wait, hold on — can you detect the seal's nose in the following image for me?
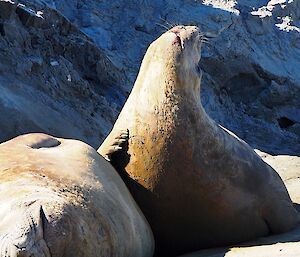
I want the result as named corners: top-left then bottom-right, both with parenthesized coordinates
top-left (170, 26), bottom-right (199, 40)
top-left (170, 26), bottom-right (185, 34)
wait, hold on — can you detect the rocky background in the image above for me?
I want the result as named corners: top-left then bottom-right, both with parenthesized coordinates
top-left (0, 0), bottom-right (299, 156)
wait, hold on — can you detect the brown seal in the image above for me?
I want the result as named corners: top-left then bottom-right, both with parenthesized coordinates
top-left (98, 25), bottom-right (299, 256)
top-left (0, 133), bottom-right (154, 257)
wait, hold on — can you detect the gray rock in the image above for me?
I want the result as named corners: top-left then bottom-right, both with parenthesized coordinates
top-left (0, 0), bottom-right (129, 148)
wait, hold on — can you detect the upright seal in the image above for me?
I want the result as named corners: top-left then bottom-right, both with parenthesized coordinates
top-left (99, 25), bottom-right (299, 256)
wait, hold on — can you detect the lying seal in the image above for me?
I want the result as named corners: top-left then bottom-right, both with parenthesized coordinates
top-left (98, 25), bottom-right (299, 256)
top-left (0, 133), bottom-right (154, 257)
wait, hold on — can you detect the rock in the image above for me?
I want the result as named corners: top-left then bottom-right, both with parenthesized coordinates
top-left (0, 133), bottom-right (154, 257)
top-left (0, 0), bottom-right (129, 148)
top-left (180, 151), bottom-right (300, 257)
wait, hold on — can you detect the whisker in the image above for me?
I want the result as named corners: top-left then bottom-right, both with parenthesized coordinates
top-left (159, 17), bottom-right (177, 31)
top-left (198, 31), bottom-right (206, 37)
top-left (159, 17), bottom-right (172, 27)
top-left (156, 23), bottom-right (169, 31)
top-left (201, 40), bottom-right (212, 46)
top-left (203, 34), bottom-right (217, 39)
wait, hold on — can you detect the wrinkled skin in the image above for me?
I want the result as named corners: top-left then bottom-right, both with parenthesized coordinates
top-left (98, 26), bottom-right (299, 256)
top-left (0, 133), bottom-right (154, 257)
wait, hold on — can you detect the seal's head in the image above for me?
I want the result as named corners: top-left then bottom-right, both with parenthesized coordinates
top-left (135, 26), bottom-right (203, 98)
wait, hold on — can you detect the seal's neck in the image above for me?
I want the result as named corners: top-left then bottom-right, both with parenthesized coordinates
top-left (132, 62), bottom-right (201, 106)
top-left (114, 63), bottom-right (209, 135)
top-left (170, 70), bottom-right (201, 103)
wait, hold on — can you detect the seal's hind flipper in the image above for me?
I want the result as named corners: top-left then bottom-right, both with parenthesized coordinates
top-left (0, 205), bottom-right (51, 257)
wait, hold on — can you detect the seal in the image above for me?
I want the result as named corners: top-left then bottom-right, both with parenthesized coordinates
top-left (0, 133), bottom-right (154, 257)
top-left (98, 25), bottom-right (299, 256)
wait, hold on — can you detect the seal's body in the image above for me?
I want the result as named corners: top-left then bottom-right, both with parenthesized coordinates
top-left (0, 133), bottom-right (154, 257)
top-left (99, 26), bottom-right (299, 256)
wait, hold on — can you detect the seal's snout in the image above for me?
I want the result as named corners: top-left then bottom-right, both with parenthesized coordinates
top-left (169, 25), bottom-right (201, 50)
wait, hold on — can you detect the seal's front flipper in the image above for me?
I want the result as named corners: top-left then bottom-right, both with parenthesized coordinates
top-left (0, 205), bottom-right (51, 257)
top-left (98, 129), bottom-right (129, 161)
